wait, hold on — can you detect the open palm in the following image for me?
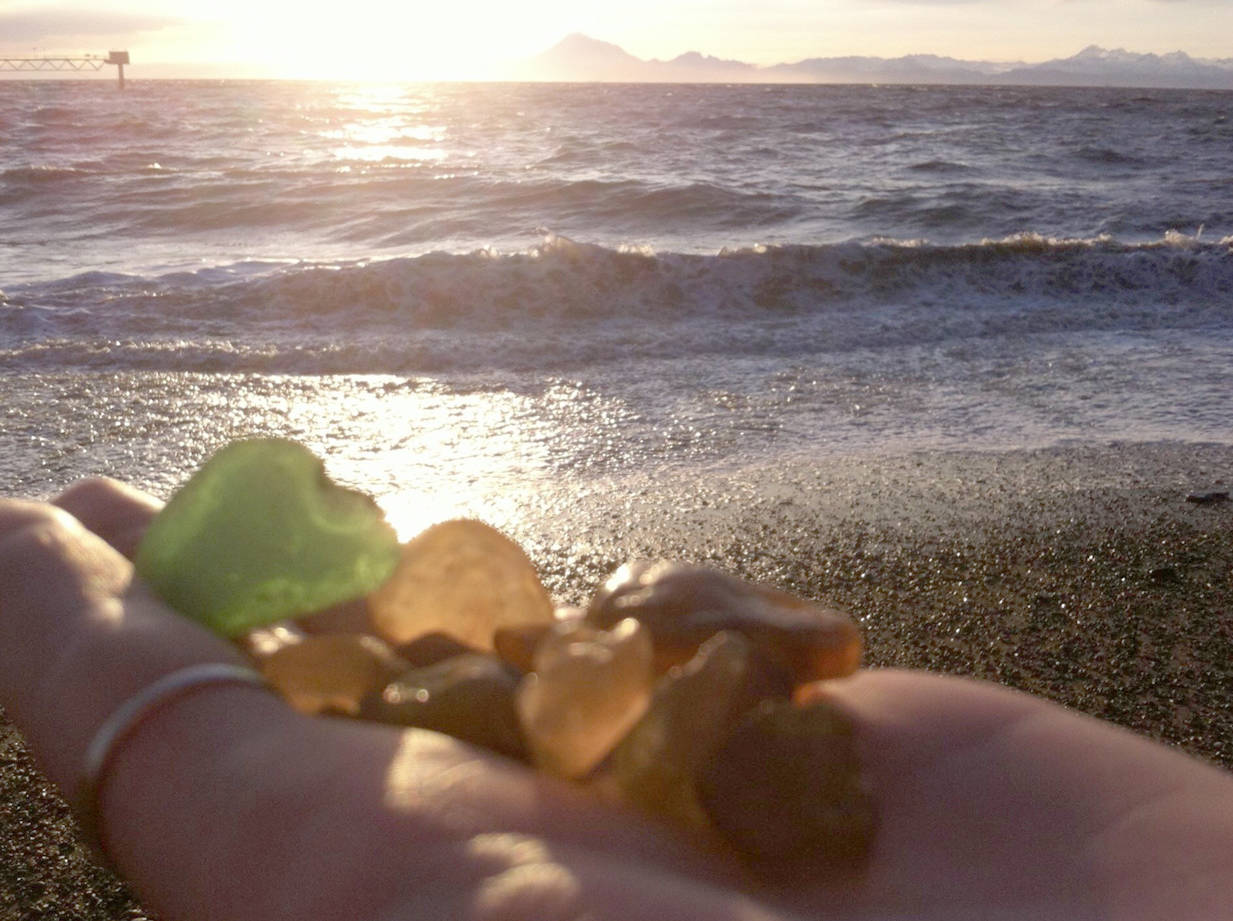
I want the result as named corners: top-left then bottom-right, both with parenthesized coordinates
top-left (1, 479), bottom-right (1230, 921)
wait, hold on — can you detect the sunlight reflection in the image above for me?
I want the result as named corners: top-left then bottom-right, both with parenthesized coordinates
top-left (331, 144), bottom-right (448, 163)
top-left (323, 121), bottom-right (445, 145)
top-left (318, 84), bottom-right (448, 164)
top-left (335, 84), bottom-right (411, 111)
top-left (382, 731), bottom-right (492, 812)
top-left (375, 484), bottom-right (531, 544)
top-left (276, 375), bottom-right (560, 542)
top-left (377, 489), bottom-right (472, 542)
top-left (325, 118), bottom-right (448, 162)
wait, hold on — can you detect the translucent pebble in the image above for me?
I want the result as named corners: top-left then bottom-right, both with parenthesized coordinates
top-left (587, 561), bottom-right (862, 682)
top-left (608, 631), bottom-right (794, 827)
top-left (258, 633), bottom-right (408, 716)
top-left (697, 698), bottom-right (876, 871)
top-left (493, 606), bottom-right (584, 673)
top-left (516, 618), bottom-right (655, 779)
top-left (135, 438), bottom-right (400, 637)
top-left (359, 654), bottom-right (526, 761)
top-left (296, 597), bottom-right (370, 635)
top-left (369, 519), bottom-right (554, 649)
top-left (394, 632), bottom-right (480, 668)
top-left (492, 623), bottom-right (550, 674)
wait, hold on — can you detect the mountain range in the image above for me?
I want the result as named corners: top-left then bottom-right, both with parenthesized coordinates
top-left (511, 34), bottom-right (1233, 89)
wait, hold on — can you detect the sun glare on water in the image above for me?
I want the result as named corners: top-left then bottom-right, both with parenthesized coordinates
top-left (277, 376), bottom-right (561, 543)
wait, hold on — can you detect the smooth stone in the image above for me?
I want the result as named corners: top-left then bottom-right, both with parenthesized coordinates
top-left (516, 617), bottom-right (655, 779)
top-left (493, 606), bottom-right (584, 673)
top-left (258, 633), bottom-right (409, 716)
top-left (493, 623), bottom-right (551, 674)
top-left (697, 697), bottom-right (875, 871)
top-left (394, 632), bottom-right (481, 668)
top-left (296, 597), bottom-right (370, 635)
top-left (1186, 490), bottom-right (1229, 505)
top-left (135, 438), bottom-right (400, 637)
top-left (359, 654), bottom-right (526, 761)
top-left (587, 561), bottom-right (862, 682)
top-left (608, 631), bottom-right (795, 828)
top-left (368, 519), bottom-right (554, 649)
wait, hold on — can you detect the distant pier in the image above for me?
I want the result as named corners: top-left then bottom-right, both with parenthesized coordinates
top-left (0, 50), bottom-right (130, 88)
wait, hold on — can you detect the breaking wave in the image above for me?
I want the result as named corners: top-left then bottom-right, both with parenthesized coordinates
top-left (4, 233), bottom-right (1231, 373)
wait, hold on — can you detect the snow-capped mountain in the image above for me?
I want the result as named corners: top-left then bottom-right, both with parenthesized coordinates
top-left (514, 35), bottom-right (1233, 88)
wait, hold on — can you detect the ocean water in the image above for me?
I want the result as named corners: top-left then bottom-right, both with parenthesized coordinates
top-left (2, 79), bottom-right (1232, 530)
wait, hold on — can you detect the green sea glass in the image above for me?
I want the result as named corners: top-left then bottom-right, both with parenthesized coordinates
top-left (135, 438), bottom-right (400, 636)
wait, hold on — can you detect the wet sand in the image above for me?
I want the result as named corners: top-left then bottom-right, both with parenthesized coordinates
top-left (2, 442), bottom-right (1231, 918)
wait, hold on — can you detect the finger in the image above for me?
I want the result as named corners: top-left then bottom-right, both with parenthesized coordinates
top-left (0, 502), bottom-right (250, 798)
top-left (53, 476), bottom-right (162, 559)
top-left (0, 497), bottom-right (78, 537)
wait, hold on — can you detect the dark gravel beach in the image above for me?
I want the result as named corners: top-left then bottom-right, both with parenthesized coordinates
top-left (2, 442), bottom-right (1231, 919)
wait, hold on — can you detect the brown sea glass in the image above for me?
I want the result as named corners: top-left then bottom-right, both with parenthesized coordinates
top-left (587, 561), bottom-right (862, 681)
top-left (607, 631), bottom-right (795, 828)
top-left (359, 654), bottom-right (527, 761)
top-left (369, 519), bottom-right (554, 649)
top-left (296, 597), bottom-right (370, 635)
top-left (493, 623), bottom-right (551, 674)
top-left (257, 633), bottom-right (409, 716)
top-left (394, 632), bottom-right (480, 668)
top-left (697, 697), bottom-right (876, 871)
top-left (493, 606), bottom-right (584, 673)
top-left (516, 617), bottom-right (655, 779)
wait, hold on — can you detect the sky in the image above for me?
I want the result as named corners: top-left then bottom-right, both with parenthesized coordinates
top-left (1, 0), bottom-right (1230, 80)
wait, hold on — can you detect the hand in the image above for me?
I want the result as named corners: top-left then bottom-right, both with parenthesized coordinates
top-left (1, 479), bottom-right (1231, 921)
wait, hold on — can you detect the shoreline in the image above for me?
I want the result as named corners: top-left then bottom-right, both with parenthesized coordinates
top-left (2, 441), bottom-right (1231, 916)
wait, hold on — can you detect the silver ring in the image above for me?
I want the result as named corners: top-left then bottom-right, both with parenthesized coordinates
top-left (75, 662), bottom-right (270, 864)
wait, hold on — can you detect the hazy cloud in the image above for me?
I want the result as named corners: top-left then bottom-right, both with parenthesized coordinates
top-left (0, 8), bottom-right (179, 42)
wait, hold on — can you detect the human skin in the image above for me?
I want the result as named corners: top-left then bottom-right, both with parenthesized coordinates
top-left (1, 479), bottom-right (1231, 921)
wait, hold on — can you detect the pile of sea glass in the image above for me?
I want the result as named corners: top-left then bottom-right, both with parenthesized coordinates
top-left (136, 439), bottom-right (875, 874)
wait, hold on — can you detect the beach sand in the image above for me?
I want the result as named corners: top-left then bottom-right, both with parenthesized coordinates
top-left (2, 442), bottom-right (1231, 918)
